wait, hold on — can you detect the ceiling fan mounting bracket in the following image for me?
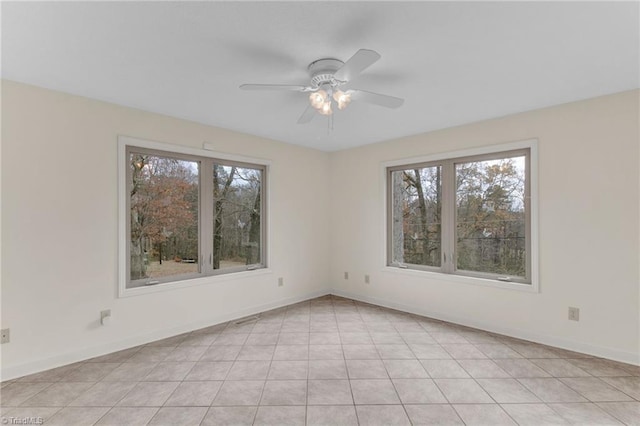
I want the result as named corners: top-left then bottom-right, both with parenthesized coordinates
top-left (308, 58), bottom-right (344, 88)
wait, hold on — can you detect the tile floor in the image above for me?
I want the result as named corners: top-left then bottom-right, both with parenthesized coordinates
top-left (1, 295), bottom-right (639, 425)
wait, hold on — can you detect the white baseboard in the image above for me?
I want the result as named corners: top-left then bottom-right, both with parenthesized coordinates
top-left (1, 289), bottom-right (329, 381)
top-left (330, 288), bottom-right (640, 367)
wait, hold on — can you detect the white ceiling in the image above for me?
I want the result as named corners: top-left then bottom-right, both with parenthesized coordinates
top-left (3, 1), bottom-right (638, 151)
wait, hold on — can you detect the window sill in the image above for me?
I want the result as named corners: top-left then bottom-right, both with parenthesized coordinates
top-left (381, 266), bottom-right (539, 293)
top-left (119, 268), bottom-right (273, 298)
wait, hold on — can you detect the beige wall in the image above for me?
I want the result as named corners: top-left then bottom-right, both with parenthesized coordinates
top-left (329, 90), bottom-right (640, 364)
top-left (1, 81), bottom-right (639, 379)
top-left (1, 81), bottom-right (331, 378)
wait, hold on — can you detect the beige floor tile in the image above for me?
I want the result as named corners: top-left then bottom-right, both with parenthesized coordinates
top-left (45, 406), bottom-right (110, 426)
top-left (342, 344), bottom-right (380, 359)
top-left (147, 406), bottom-right (207, 425)
top-left (494, 359), bottom-right (552, 378)
top-left (144, 362), bottom-right (195, 381)
top-left (259, 380), bottom-right (307, 405)
top-left (410, 344), bottom-right (452, 359)
top-left (307, 405), bottom-right (358, 425)
top-left (309, 344), bottom-right (344, 360)
top-left (346, 359), bottom-right (388, 378)
top-left (253, 405), bottom-right (306, 426)
top-left (453, 404), bottom-right (516, 426)
top-left (420, 360), bottom-right (470, 378)
top-left (212, 381), bottom-right (264, 406)
top-left (273, 344), bottom-right (309, 360)
top-left (549, 402), bottom-right (623, 425)
top-left (0, 382), bottom-right (53, 406)
top-left (458, 359), bottom-right (511, 378)
top-left (434, 379), bottom-right (493, 403)
top-left (61, 363), bottom-right (121, 382)
top-left (102, 362), bottom-right (158, 381)
top-left (268, 360), bottom-right (309, 379)
top-left (307, 379), bottom-right (353, 405)
top-left (184, 361), bottom-right (232, 381)
top-left (441, 344), bottom-right (488, 359)
top-left (200, 345), bottom-right (242, 361)
top-left (404, 404), bottom-right (464, 425)
top-left (236, 345), bottom-right (275, 361)
top-left (597, 402), bottom-right (640, 425)
top-left (393, 378), bottom-right (447, 403)
top-left (22, 382), bottom-right (94, 406)
top-left (164, 381), bottom-right (222, 406)
top-left (355, 405), bottom-right (411, 426)
top-left (116, 382), bottom-right (180, 407)
top-left (560, 377), bottom-right (634, 402)
top-left (339, 332), bottom-right (373, 344)
top-left (69, 381), bottom-right (136, 406)
top-left (0, 406), bottom-right (62, 424)
top-left (500, 403), bottom-right (568, 425)
top-left (308, 359), bottom-right (347, 379)
top-left (383, 359), bottom-right (429, 378)
top-left (376, 344), bottom-right (415, 359)
top-left (245, 333), bottom-right (279, 345)
top-left (310, 332), bottom-right (341, 345)
top-left (350, 379), bottom-right (400, 404)
top-left (518, 378), bottom-right (588, 402)
top-left (476, 378), bottom-right (541, 403)
top-left (163, 345), bottom-right (208, 362)
top-left (531, 359), bottom-right (592, 377)
top-left (201, 406), bottom-right (256, 426)
top-left (602, 376), bottom-right (640, 400)
top-left (226, 360), bottom-right (270, 380)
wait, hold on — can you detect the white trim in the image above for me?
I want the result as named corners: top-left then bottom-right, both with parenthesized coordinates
top-left (380, 267), bottom-right (538, 293)
top-left (119, 136), bottom-right (272, 166)
top-left (1, 289), bottom-right (329, 381)
top-left (121, 268), bottom-right (274, 298)
top-left (380, 138), bottom-right (540, 293)
top-left (117, 135), bottom-right (272, 298)
top-left (331, 288), bottom-right (640, 366)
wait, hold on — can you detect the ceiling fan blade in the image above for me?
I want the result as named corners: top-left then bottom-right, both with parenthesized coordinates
top-left (333, 49), bottom-right (381, 82)
top-left (350, 89), bottom-right (404, 108)
top-left (240, 84), bottom-right (311, 92)
top-left (297, 104), bottom-right (316, 124)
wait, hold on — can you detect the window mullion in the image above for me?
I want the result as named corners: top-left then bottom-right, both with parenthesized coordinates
top-left (441, 160), bottom-right (456, 274)
top-left (200, 159), bottom-right (214, 275)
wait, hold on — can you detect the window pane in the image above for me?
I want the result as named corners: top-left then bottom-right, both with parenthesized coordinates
top-left (213, 165), bottom-right (262, 270)
top-left (390, 166), bottom-right (442, 267)
top-left (455, 155), bottom-right (526, 277)
top-left (129, 153), bottom-right (199, 284)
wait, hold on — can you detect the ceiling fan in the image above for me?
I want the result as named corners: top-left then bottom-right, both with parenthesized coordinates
top-left (240, 49), bottom-right (404, 124)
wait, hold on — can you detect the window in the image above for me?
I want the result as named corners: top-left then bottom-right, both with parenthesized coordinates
top-left (121, 139), bottom-right (267, 292)
top-left (387, 143), bottom-right (534, 286)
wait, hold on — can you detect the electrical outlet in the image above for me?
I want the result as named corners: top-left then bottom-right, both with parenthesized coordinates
top-left (278, 277), bottom-right (284, 287)
top-left (1, 328), bottom-right (10, 344)
top-left (364, 274), bottom-right (370, 284)
top-left (568, 307), bottom-right (580, 321)
top-left (344, 272), bottom-right (349, 280)
top-left (100, 310), bottom-right (112, 326)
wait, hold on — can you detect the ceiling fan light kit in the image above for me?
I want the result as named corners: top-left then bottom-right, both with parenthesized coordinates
top-left (240, 49), bottom-right (404, 124)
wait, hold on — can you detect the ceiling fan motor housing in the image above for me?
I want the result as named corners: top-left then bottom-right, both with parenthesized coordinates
top-left (308, 58), bottom-right (345, 88)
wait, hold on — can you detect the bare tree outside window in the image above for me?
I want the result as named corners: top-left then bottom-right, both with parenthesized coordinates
top-left (388, 147), bottom-right (531, 285)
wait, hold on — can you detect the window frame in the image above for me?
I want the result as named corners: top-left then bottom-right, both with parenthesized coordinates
top-left (384, 139), bottom-right (538, 292)
top-left (118, 136), bottom-right (270, 298)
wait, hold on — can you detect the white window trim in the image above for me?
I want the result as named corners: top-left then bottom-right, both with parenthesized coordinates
top-left (118, 135), bottom-right (272, 298)
top-left (381, 139), bottom-right (539, 293)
